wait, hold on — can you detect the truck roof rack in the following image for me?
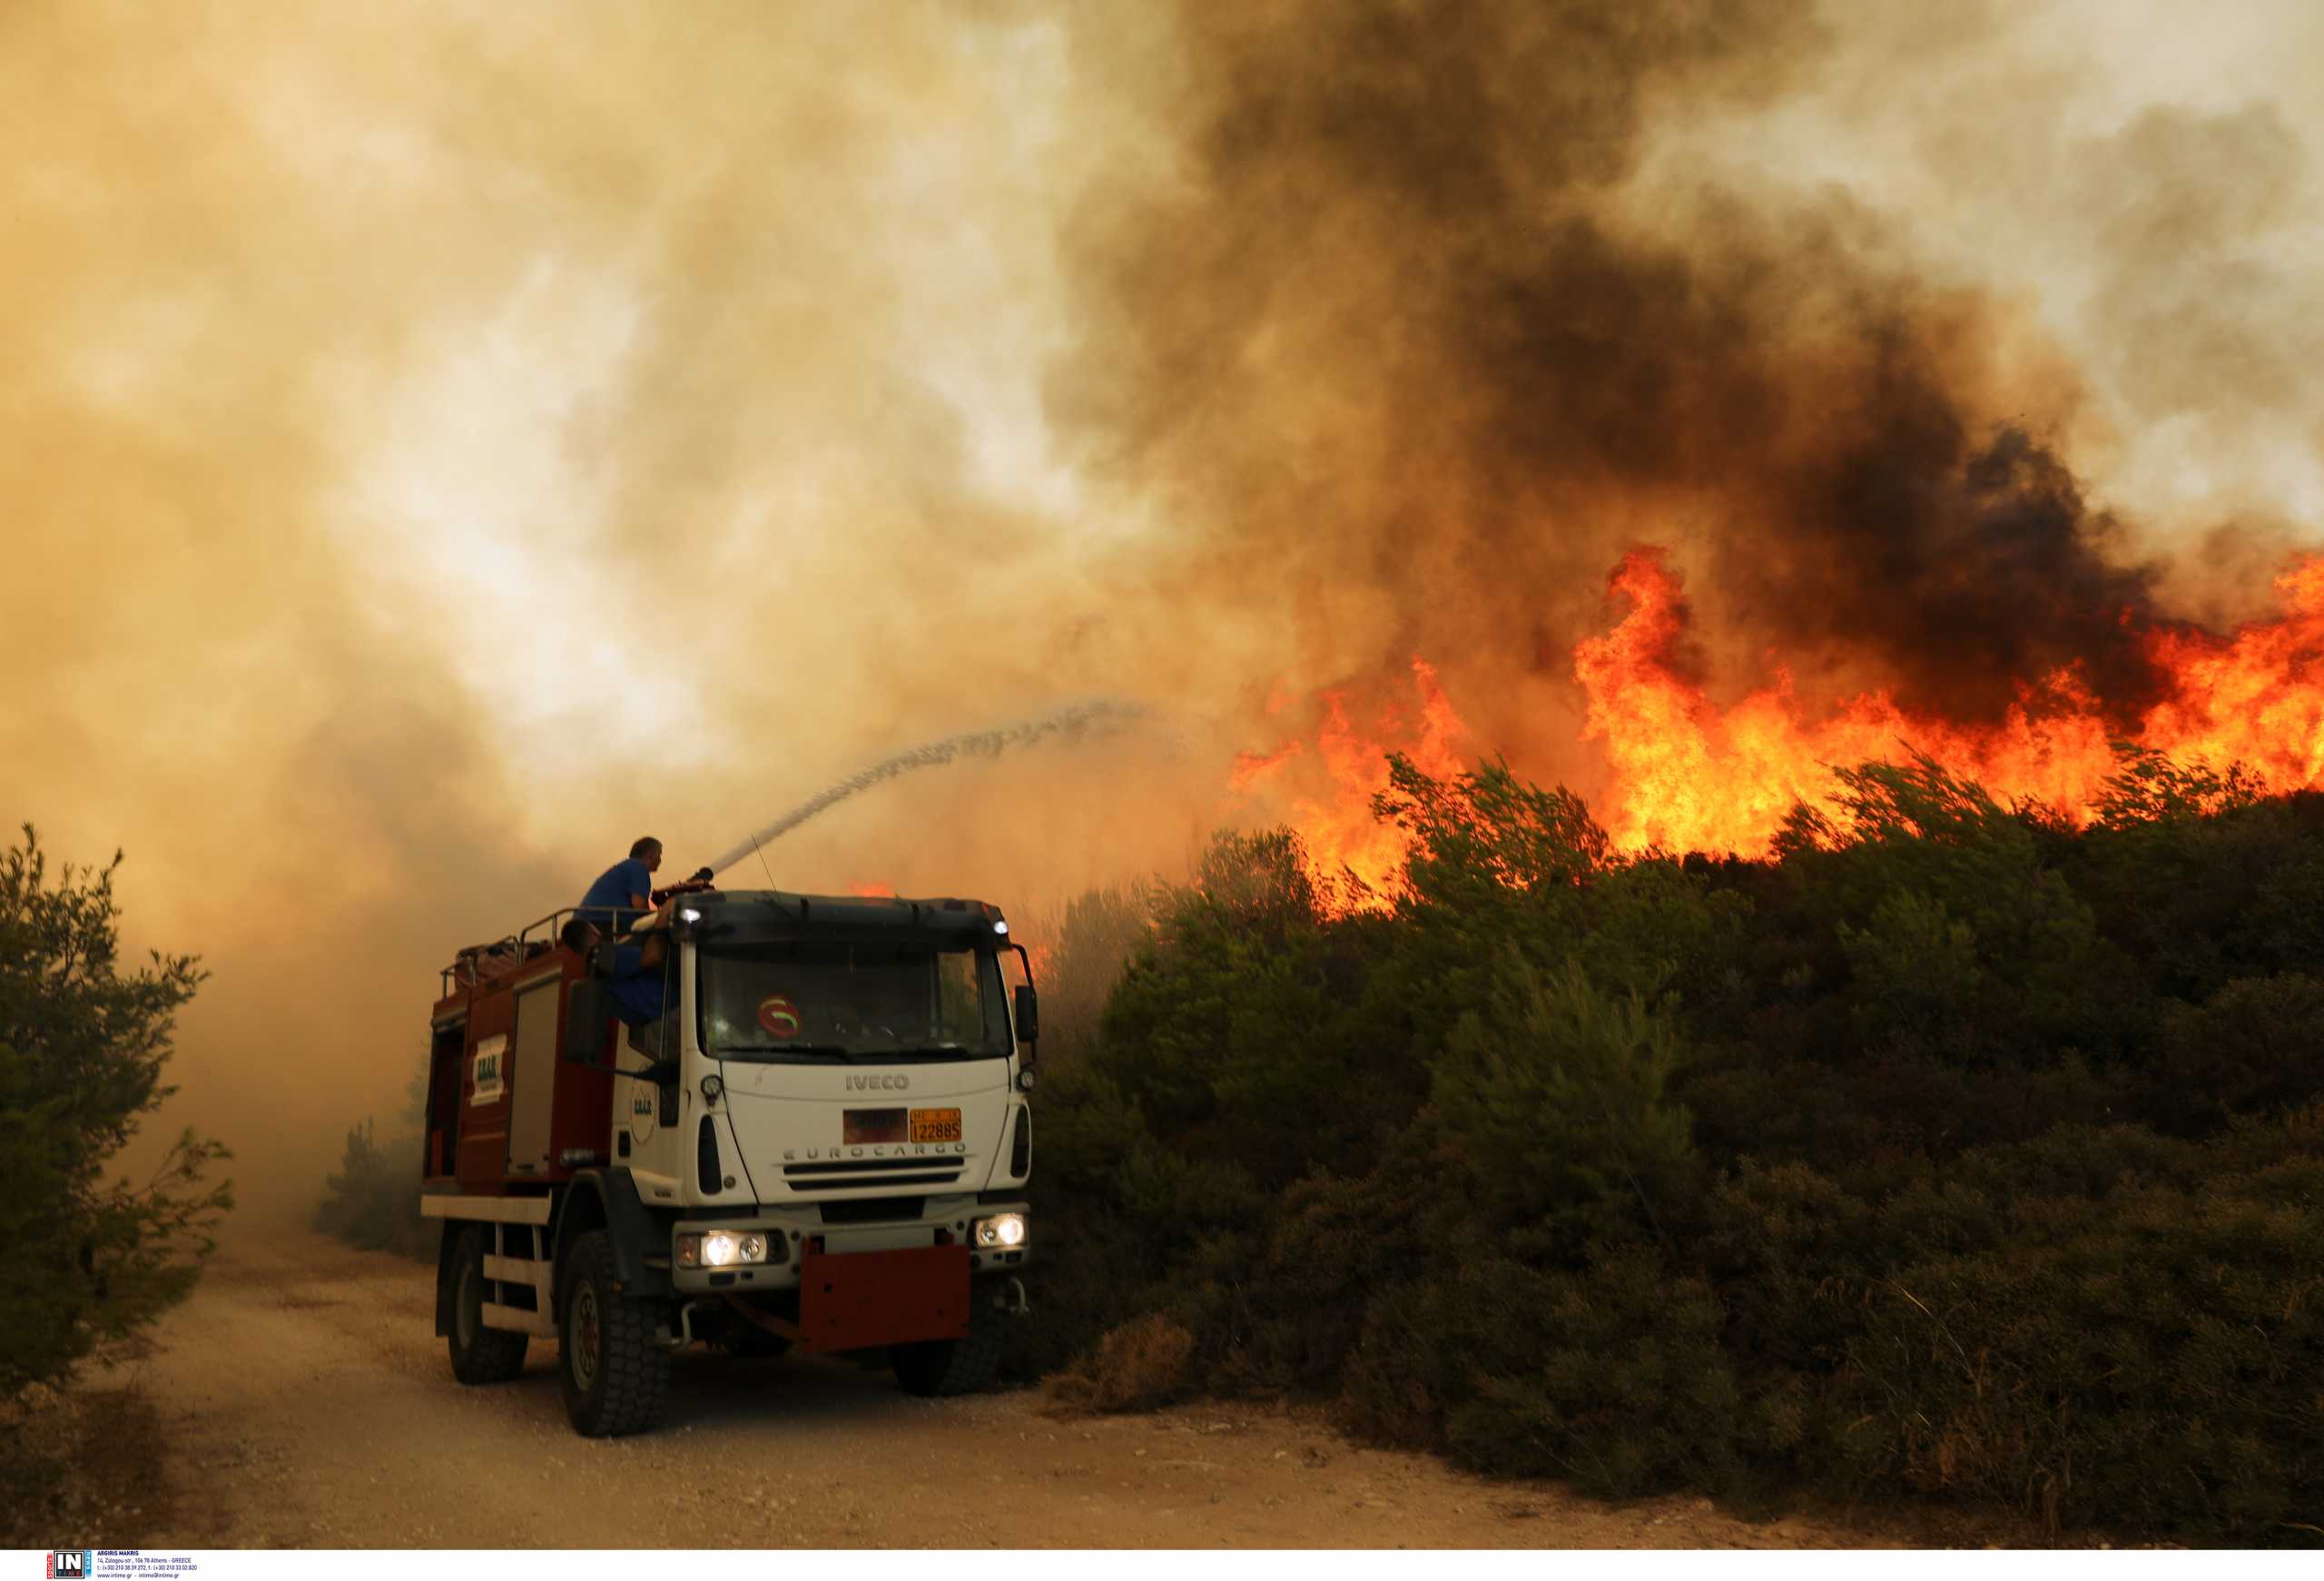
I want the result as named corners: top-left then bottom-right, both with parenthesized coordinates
top-left (437, 904), bottom-right (638, 999)
top-left (437, 892), bottom-right (1012, 1000)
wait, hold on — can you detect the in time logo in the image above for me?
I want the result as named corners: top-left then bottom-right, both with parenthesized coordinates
top-left (46, 1554), bottom-right (92, 1580)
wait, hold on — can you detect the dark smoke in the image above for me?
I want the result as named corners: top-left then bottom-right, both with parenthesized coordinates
top-left (1058, 0), bottom-right (2183, 727)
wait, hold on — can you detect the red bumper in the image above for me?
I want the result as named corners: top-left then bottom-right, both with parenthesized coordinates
top-left (795, 1244), bottom-right (972, 1353)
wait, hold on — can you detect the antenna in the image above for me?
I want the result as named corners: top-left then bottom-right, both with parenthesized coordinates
top-left (748, 829), bottom-right (778, 892)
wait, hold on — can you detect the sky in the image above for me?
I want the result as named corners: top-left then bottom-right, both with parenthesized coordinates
top-left (4, 0), bottom-right (2319, 1217)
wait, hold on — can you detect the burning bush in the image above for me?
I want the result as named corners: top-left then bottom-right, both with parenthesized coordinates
top-left (1019, 881), bottom-right (1160, 1073)
top-left (1027, 750), bottom-right (2324, 1544)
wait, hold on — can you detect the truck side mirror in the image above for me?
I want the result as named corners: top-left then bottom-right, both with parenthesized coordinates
top-left (1012, 983), bottom-right (1039, 1048)
top-left (565, 979), bottom-right (611, 1067)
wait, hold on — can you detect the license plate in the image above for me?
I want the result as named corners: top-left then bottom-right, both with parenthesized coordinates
top-left (911, 1107), bottom-right (962, 1143)
top-left (843, 1108), bottom-right (906, 1144)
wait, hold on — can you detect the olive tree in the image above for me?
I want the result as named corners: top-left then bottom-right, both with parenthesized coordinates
top-left (0, 825), bottom-right (231, 1401)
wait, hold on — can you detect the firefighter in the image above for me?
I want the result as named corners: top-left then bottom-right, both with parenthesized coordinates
top-left (579, 836), bottom-right (711, 933)
top-left (578, 837), bottom-right (660, 932)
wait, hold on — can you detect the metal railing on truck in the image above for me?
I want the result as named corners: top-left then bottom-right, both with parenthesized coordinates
top-left (438, 904), bottom-right (651, 997)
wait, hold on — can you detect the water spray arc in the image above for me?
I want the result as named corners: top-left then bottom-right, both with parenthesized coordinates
top-left (704, 699), bottom-right (1145, 877)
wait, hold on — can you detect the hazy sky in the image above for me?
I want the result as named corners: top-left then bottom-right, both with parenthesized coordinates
top-left (5, 0), bottom-right (2319, 1214)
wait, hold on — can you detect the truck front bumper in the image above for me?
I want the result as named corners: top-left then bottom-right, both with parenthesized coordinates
top-left (666, 1197), bottom-right (1029, 1296)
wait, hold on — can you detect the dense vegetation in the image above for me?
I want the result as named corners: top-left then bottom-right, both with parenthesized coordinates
top-left (312, 1068), bottom-right (432, 1260)
top-left (0, 826), bottom-right (231, 1405)
top-left (1019, 751), bottom-right (2324, 1545)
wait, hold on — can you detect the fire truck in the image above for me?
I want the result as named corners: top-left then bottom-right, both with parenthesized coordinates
top-left (419, 887), bottom-right (1036, 1437)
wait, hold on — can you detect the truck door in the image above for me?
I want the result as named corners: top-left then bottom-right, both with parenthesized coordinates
top-left (423, 1014), bottom-right (465, 1179)
top-left (507, 974), bottom-right (564, 1175)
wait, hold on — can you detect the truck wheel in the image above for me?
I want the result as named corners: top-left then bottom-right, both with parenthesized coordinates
top-left (891, 1277), bottom-right (1007, 1398)
top-left (559, 1229), bottom-right (670, 1437)
top-left (448, 1226), bottom-right (529, 1384)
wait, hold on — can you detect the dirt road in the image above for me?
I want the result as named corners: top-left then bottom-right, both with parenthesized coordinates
top-left (88, 1230), bottom-right (1902, 1549)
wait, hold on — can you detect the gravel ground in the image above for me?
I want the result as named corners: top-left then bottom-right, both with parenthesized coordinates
top-left (64, 1228), bottom-right (1949, 1550)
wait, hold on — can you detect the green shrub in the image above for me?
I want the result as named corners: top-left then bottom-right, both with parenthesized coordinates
top-left (311, 1119), bottom-right (432, 1260)
top-left (313, 1054), bottom-right (432, 1260)
top-left (0, 826), bottom-right (230, 1406)
top-left (2143, 975), bottom-right (2324, 1137)
top-left (1431, 960), bottom-right (1694, 1256)
top-left (1437, 1248), bottom-right (1746, 1497)
top-left (1840, 1131), bottom-right (2324, 1538)
top-left (1089, 830), bottom-right (1419, 1182)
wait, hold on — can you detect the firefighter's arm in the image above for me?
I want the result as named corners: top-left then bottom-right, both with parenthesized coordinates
top-left (633, 898), bottom-right (675, 968)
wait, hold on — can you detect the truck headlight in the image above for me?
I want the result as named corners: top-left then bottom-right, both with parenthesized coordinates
top-left (676, 1230), bottom-right (774, 1269)
top-left (970, 1212), bottom-right (1027, 1250)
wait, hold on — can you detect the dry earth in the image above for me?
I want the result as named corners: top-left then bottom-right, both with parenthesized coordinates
top-left (40, 1230), bottom-right (1966, 1550)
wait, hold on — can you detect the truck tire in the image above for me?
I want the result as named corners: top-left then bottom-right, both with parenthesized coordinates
top-left (890, 1276), bottom-right (1007, 1398)
top-left (558, 1229), bottom-right (670, 1437)
top-left (448, 1226), bottom-right (529, 1384)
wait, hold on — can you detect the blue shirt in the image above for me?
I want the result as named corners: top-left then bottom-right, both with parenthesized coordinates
top-left (580, 857), bottom-right (654, 932)
top-left (608, 943), bottom-right (666, 1027)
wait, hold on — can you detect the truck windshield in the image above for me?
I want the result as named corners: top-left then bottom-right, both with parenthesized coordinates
top-left (698, 941), bottom-right (1010, 1062)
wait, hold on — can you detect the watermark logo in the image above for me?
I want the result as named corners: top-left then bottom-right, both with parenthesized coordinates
top-left (46, 1554), bottom-right (92, 1579)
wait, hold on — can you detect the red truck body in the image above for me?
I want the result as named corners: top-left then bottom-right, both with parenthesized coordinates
top-left (426, 948), bottom-right (617, 1194)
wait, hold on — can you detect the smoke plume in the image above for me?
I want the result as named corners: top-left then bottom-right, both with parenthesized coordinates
top-left (1049, 0), bottom-right (2315, 737)
top-left (5, 0), bottom-right (2320, 1215)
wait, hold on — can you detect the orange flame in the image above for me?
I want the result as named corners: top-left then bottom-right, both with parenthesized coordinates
top-left (1576, 548), bottom-right (2324, 855)
top-left (846, 881), bottom-right (897, 898)
top-left (1224, 553), bottom-right (2324, 889)
top-left (1234, 657), bottom-right (1468, 901)
top-left (2136, 559), bottom-right (2324, 789)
